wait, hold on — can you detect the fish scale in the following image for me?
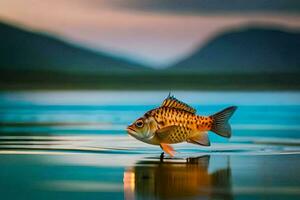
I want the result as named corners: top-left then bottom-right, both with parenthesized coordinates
top-left (148, 107), bottom-right (212, 143)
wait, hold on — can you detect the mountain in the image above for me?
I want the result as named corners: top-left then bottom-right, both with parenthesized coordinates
top-left (0, 21), bottom-right (147, 73)
top-left (172, 26), bottom-right (300, 72)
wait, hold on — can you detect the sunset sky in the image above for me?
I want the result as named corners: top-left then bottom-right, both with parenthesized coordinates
top-left (0, 0), bottom-right (299, 68)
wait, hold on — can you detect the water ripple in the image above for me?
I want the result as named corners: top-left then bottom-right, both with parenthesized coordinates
top-left (0, 135), bottom-right (299, 156)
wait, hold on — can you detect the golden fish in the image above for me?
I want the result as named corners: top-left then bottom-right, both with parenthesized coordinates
top-left (127, 95), bottom-right (237, 156)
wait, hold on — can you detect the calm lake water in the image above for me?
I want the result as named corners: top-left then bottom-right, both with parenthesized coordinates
top-left (0, 91), bottom-right (300, 200)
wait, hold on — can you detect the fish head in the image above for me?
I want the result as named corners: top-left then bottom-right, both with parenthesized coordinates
top-left (127, 116), bottom-right (157, 142)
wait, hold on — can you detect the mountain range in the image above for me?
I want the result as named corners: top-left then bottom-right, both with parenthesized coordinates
top-left (172, 26), bottom-right (300, 72)
top-left (0, 22), bottom-right (146, 73)
top-left (0, 21), bottom-right (299, 74)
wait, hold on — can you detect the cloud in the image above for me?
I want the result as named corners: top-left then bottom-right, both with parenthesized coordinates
top-left (103, 0), bottom-right (300, 14)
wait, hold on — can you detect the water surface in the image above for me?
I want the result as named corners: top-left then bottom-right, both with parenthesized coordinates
top-left (0, 91), bottom-right (300, 200)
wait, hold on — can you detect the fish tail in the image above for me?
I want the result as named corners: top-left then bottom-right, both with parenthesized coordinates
top-left (210, 106), bottom-right (237, 138)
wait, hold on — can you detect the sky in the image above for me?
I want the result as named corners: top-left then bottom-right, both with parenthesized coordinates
top-left (0, 0), bottom-right (299, 68)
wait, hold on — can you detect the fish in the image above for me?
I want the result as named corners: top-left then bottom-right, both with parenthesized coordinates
top-left (127, 94), bottom-right (237, 157)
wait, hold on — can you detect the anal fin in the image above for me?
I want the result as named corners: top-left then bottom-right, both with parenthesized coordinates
top-left (187, 132), bottom-right (210, 146)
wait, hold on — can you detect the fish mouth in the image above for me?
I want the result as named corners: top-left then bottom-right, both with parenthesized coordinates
top-left (126, 127), bottom-right (136, 135)
top-left (127, 126), bottom-right (143, 141)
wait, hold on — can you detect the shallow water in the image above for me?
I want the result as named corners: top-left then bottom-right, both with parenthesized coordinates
top-left (0, 91), bottom-right (300, 200)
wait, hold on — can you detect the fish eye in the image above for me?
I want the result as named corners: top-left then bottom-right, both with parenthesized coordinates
top-left (135, 120), bottom-right (144, 128)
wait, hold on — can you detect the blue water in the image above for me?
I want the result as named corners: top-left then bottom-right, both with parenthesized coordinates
top-left (0, 91), bottom-right (300, 200)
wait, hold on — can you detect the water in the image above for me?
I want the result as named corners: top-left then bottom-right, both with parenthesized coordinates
top-left (0, 91), bottom-right (300, 200)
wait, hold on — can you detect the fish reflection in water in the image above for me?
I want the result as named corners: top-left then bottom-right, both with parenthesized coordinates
top-left (124, 156), bottom-right (232, 200)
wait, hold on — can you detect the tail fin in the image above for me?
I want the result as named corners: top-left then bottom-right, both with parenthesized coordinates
top-left (210, 106), bottom-right (237, 138)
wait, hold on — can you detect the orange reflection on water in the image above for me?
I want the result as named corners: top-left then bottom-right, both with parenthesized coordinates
top-left (123, 156), bottom-right (232, 200)
top-left (124, 169), bottom-right (136, 200)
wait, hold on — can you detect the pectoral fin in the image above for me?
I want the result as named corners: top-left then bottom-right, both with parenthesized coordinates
top-left (156, 125), bottom-right (178, 139)
top-left (187, 132), bottom-right (210, 146)
top-left (160, 143), bottom-right (175, 157)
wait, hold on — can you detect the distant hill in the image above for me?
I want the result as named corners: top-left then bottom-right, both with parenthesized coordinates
top-left (172, 26), bottom-right (300, 72)
top-left (0, 22), bottom-right (299, 90)
top-left (0, 21), bottom-right (147, 73)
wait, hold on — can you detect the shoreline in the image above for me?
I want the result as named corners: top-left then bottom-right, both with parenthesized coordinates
top-left (1, 70), bottom-right (300, 91)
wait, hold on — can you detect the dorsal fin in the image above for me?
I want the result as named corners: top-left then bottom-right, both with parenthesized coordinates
top-left (161, 94), bottom-right (196, 113)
